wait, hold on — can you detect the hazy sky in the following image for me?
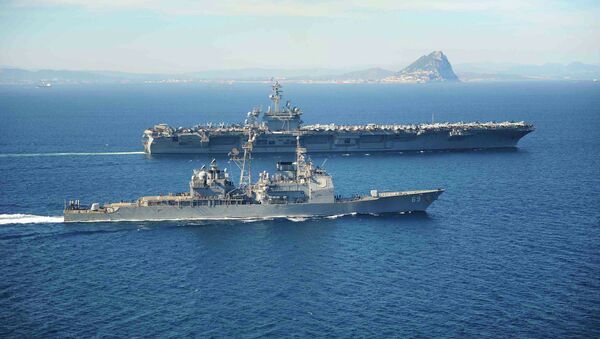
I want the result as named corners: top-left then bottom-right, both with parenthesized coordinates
top-left (1, 0), bottom-right (599, 73)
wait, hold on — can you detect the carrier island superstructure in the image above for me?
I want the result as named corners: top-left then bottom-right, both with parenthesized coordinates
top-left (143, 82), bottom-right (534, 154)
top-left (65, 132), bottom-right (443, 222)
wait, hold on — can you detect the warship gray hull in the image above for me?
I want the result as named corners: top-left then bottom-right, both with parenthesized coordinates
top-left (144, 123), bottom-right (532, 154)
top-left (143, 82), bottom-right (533, 155)
top-left (67, 129), bottom-right (444, 223)
top-left (64, 189), bottom-right (443, 223)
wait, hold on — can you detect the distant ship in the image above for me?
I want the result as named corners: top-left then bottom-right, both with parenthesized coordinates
top-left (65, 133), bottom-right (443, 222)
top-left (37, 81), bottom-right (52, 88)
top-left (143, 81), bottom-right (534, 154)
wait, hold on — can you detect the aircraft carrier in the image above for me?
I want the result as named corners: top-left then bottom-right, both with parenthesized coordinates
top-left (143, 82), bottom-right (534, 154)
top-left (65, 134), bottom-right (443, 222)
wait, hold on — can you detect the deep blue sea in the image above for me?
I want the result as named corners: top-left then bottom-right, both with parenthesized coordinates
top-left (1, 82), bottom-right (599, 337)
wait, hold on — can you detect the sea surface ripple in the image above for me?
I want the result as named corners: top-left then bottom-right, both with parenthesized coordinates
top-left (0, 82), bottom-right (599, 337)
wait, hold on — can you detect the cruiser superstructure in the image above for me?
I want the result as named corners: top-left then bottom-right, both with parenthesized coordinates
top-left (143, 81), bottom-right (534, 154)
top-left (65, 133), bottom-right (444, 222)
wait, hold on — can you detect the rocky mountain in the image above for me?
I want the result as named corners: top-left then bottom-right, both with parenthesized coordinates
top-left (384, 51), bottom-right (459, 83)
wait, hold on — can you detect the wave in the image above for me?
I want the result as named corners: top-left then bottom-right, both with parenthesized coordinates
top-left (326, 212), bottom-right (357, 219)
top-left (287, 217), bottom-right (308, 222)
top-left (240, 217), bottom-right (275, 223)
top-left (0, 214), bottom-right (64, 225)
top-left (0, 151), bottom-right (144, 158)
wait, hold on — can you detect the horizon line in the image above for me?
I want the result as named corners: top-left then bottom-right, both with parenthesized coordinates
top-left (2, 60), bottom-right (600, 75)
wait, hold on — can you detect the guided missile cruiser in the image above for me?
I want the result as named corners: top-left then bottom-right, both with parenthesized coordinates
top-left (142, 81), bottom-right (534, 154)
top-left (65, 132), bottom-right (444, 223)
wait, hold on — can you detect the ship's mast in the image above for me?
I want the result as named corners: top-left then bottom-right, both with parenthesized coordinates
top-left (229, 128), bottom-right (256, 194)
top-left (269, 81), bottom-right (282, 114)
top-left (295, 132), bottom-right (308, 179)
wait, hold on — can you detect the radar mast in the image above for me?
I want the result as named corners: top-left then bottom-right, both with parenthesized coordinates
top-left (229, 128), bottom-right (256, 195)
top-left (295, 132), bottom-right (309, 180)
top-left (269, 80), bottom-right (282, 114)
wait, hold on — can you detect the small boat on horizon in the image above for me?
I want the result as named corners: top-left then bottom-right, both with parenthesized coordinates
top-left (37, 81), bottom-right (52, 88)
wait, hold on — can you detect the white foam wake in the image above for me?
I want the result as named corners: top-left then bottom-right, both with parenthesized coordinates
top-left (326, 212), bottom-right (357, 219)
top-left (0, 151), bottom-right (144, 158)
top-left (287, 217), bottom-right (308, 222)
top-left (0, 214), bottom-right (64, 225)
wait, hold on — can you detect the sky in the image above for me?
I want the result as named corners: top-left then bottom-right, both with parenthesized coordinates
top-left (0, 0), bottom-right (599, 73)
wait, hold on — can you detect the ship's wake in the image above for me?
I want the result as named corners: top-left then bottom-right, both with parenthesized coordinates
top-left (286, 213), bottom-right (358, 222)
top-left (0, 211), bottom-right (396, 226)
top-left (0, 151), bottom-right (144, 158)
top-left (326, 212), bottom-right (357, 219)
top-left (0, 214), bottom-right (64, 225)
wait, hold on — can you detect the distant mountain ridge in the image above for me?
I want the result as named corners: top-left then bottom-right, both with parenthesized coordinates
top-left (0, 67), bottom-right (344, 83)
top-left (454, 61), bottom-right (600, 81)
top-left (335, 68), bottom-right (395, 81)
top-left (2, 51), bottom-right (598, 84)
top-left (0, 68), bottom-right (166, 83)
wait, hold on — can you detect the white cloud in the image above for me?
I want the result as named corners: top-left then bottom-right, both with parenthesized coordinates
top-left (10, 0), bottom-right (539, 17)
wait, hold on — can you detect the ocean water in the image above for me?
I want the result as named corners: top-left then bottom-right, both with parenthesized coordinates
top-left (0, 82), bottom-right (599, 337)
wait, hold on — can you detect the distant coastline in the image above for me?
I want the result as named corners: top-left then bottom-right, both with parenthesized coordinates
top-left (1, 74), bottom-right (598, 86)
top-left (2, 55), bottom-right (599, 85)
